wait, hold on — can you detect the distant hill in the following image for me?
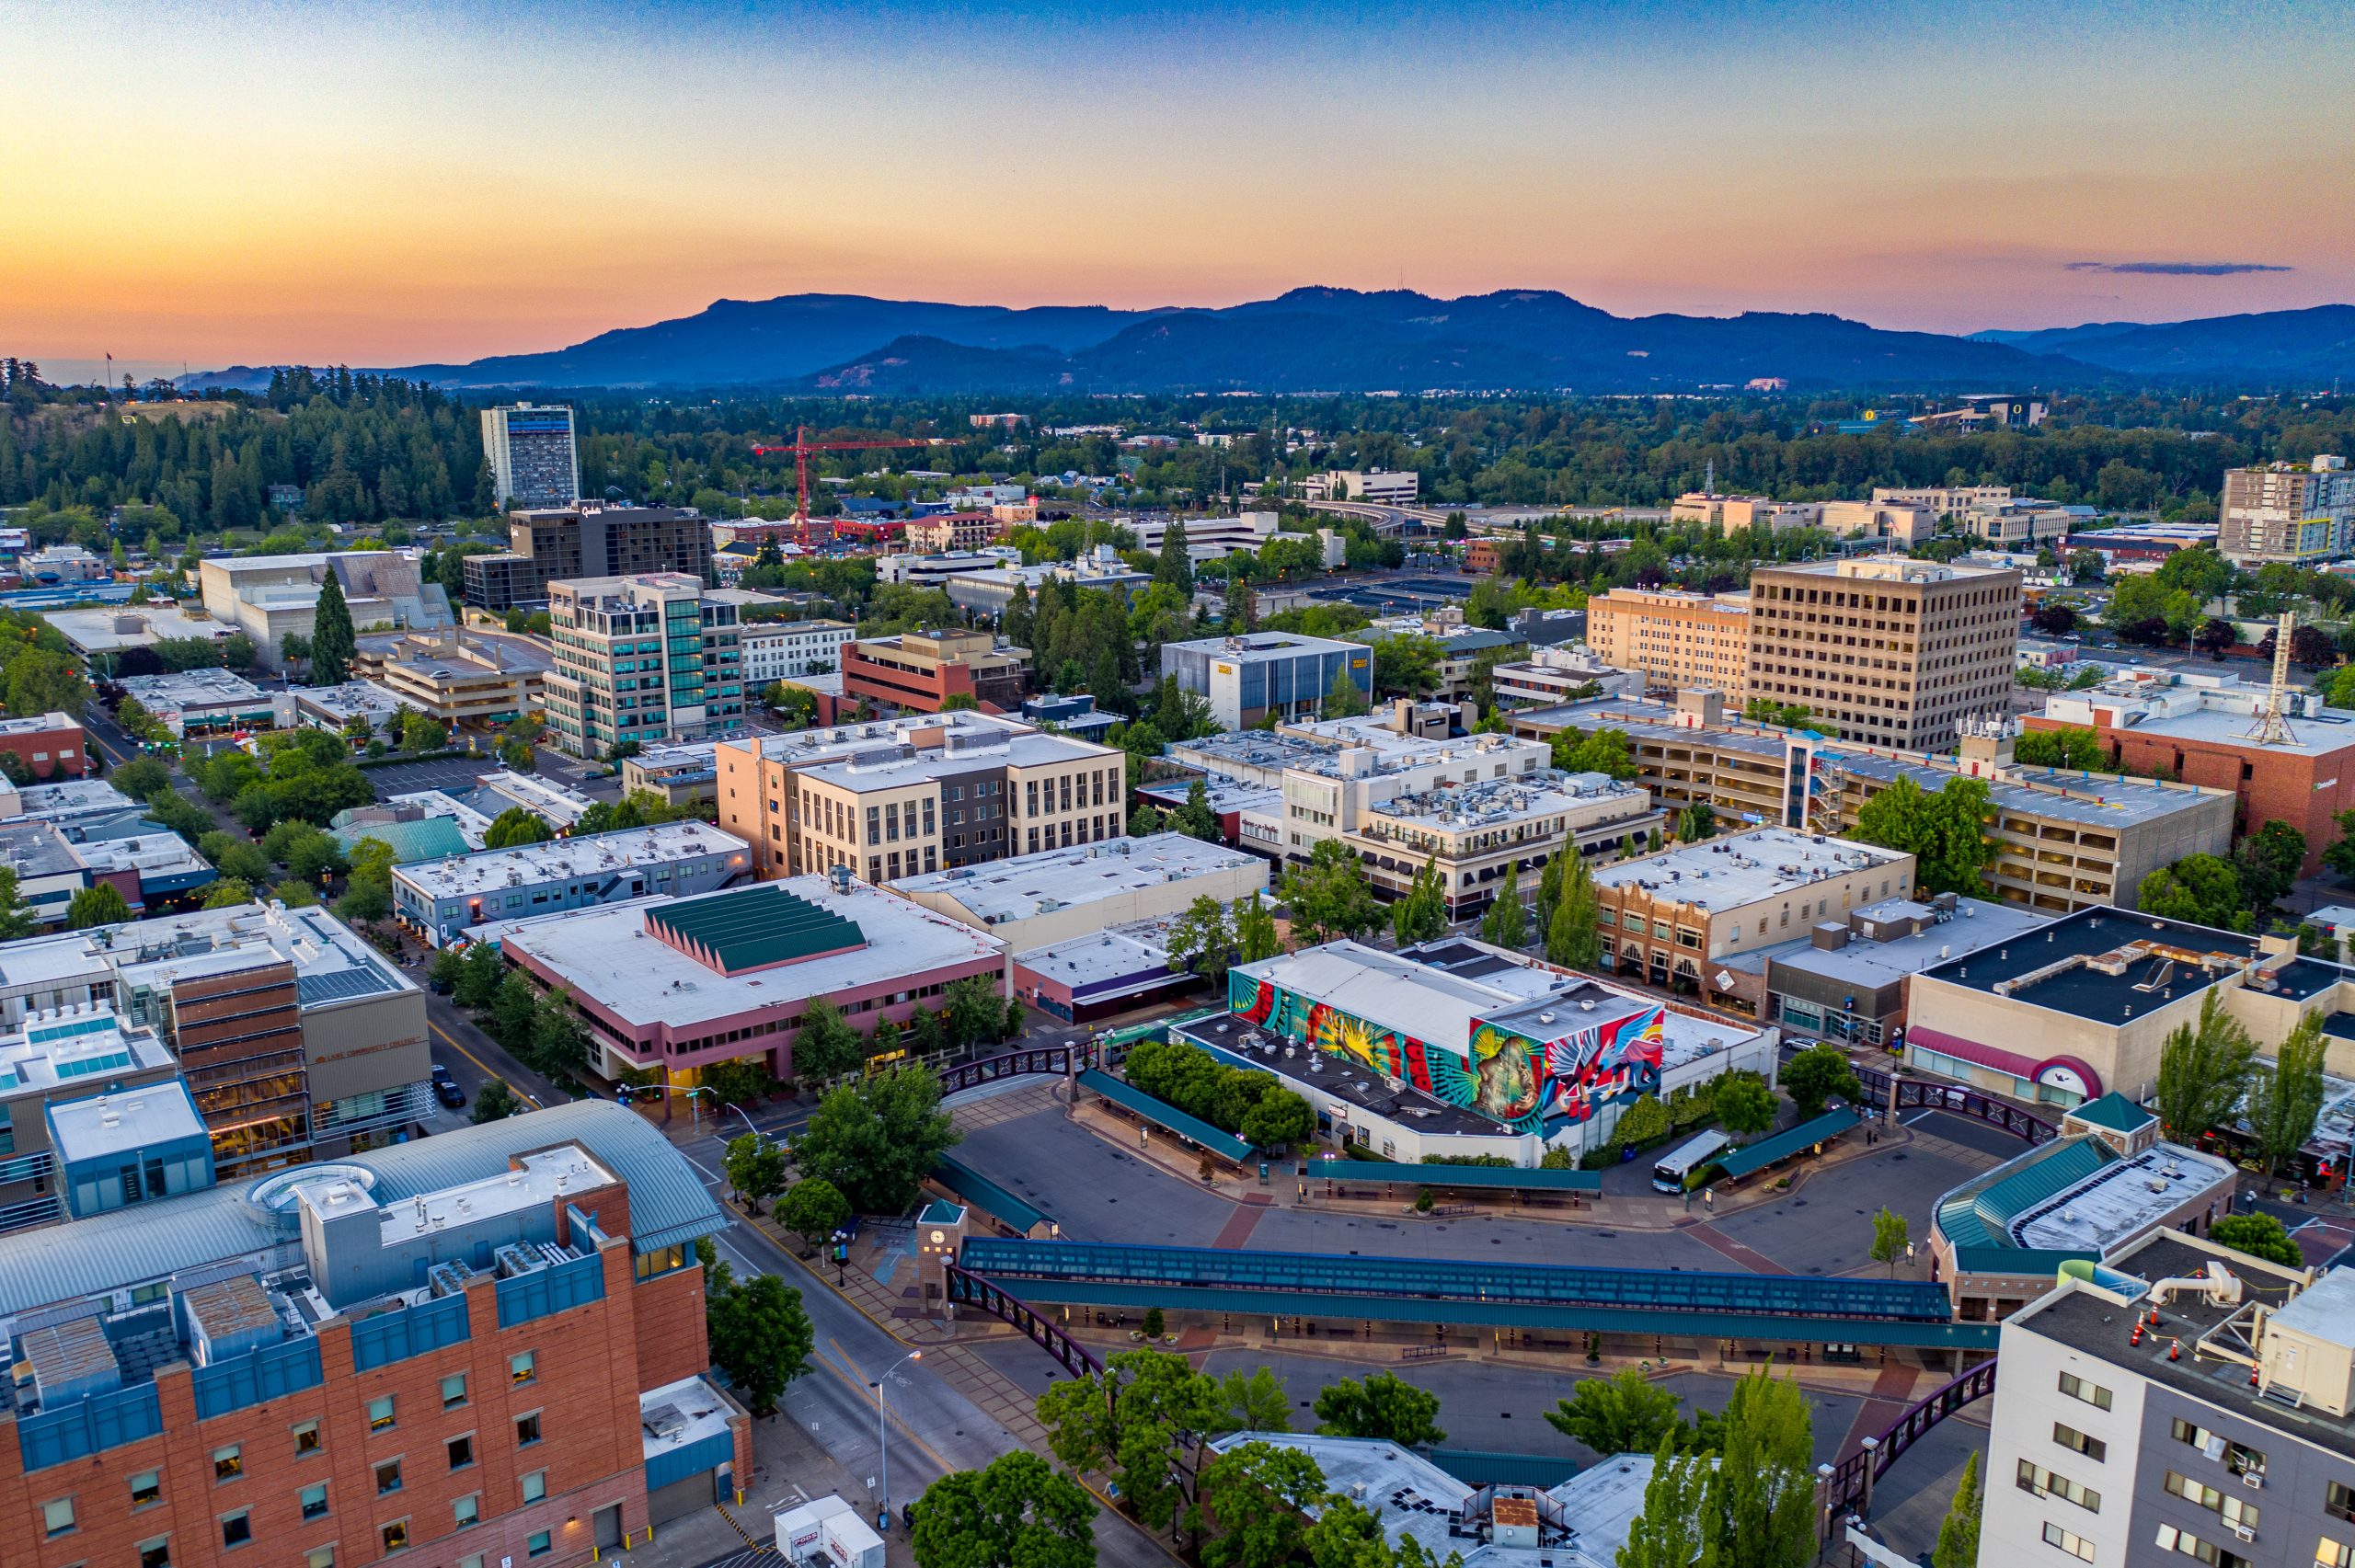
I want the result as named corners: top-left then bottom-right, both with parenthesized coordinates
top-left (174, 289), bottom-right (2355, 395)
top-left (1970, 305), bottom-right (2355, 379)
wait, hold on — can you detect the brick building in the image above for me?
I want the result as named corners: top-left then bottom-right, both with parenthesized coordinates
top-left (1585, 588), bottom-right (1752, 702)
top-left (0, 1101), bottom-right (739, 1568)
top-left (841, 629), bottom-right (1027, 715)
top-left (0, 714), bottom-right (87, 780)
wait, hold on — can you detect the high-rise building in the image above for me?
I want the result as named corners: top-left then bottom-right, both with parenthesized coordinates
top-left (462, 505), bottom-right (714, 613)
top-left (1585, 588), bottom-right (1752, 702)
top-left (543, 575), bottom-right (744, 760)
top-left (2218, 455), bottom-right (2353, 565)
top-left (1744, 555), bottom-right (2021, 751)
top-left (479, 402), bottom-right (580, 510)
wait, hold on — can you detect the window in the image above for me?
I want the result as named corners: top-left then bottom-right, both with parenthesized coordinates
top-left (42, 1496), bottom-right (74, 1537)
top-left (522, 1470), bottom-right (547, 1505)
top-left (2154, 1523), bottom-right (2248, 1568)
top-left (2053, 1424), bottom-right (2105, 1463)
top-left (448, 1435), bottom-right (475, 1471)
top-left (516, 1412), bottom-right (543, 1447)
top-left (2331, 1482), bottom-right (2355, 1524)
top-left (441, 1372), bottom-right (468, 1410)
top-left (2164, 1472), bottom-right (2258, 1529)
top-left (132, 1470), bottom-right (162, 1506)
top-left (208, 1444), bottom-right (243, 1482)
top-left (307, 1550), bottom-right (335, 1568)
top-left (529, 1529), bottom-right (554, 1558)
top-left (454, 1494), bottom-right (480, 1530)
top-left (2318, 1540), bottom-right (2352, 1568)
top-left (2057, 1371), bottom-right (2111, 1411)
top-left (293, 1419), bottom-right (320, 1457)
top-left (139, 1537), bottom-right (172, 1568)
top-left (301, 1482), bottom-right (329, 1520)
top-left (2043, 1523), bottom-right (2095, 1562)
top-left (374, 1459), bottom-right (402, 1496)
top-left (381, 1519), bottom-right (409, 1555)
top-left (2018, 1460), bottom-right (2100, 1512)
top-left (367, 1395), bottom-right (396, 1432)
top-left (221, 1510), bottom-right (251, 1550)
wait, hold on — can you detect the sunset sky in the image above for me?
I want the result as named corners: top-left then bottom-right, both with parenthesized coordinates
top-left (6, 0), bottom-right (2352, 377)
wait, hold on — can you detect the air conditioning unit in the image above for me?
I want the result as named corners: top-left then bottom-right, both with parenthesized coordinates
top-left (2233, 1526), bottom-right (2256, 1544)
top-left (2241, 1472), bottom-right (2263, 1490)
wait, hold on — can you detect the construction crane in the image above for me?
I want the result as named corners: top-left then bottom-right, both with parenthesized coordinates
top-left (2243, 609), bottom-right (2299, 747)
top-left (749, 425), bottom-right (944, 543)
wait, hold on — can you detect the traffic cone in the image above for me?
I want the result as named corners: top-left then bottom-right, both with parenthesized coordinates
top-left (2131, 1322), bottom-right (2144, 1346)
top-left (2249, 1366), bottom-right (2261, 1387)
top-left (2170, 1339), bottom-right (2181, 1362)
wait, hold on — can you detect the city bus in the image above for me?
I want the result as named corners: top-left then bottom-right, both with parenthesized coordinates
top-left (1651, 1129), bottom-right (1730, 1194)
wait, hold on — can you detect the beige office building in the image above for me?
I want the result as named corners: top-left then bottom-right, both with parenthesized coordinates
top-left (2218, 455), bottom-right (2353, 565)
top-left (1745, 556), bottom-right (2020, 751)
top-left (1586, 588), bottom-right (1752, 701)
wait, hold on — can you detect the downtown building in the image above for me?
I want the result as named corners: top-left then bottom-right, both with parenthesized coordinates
top-left (462, 506), bottom-right (714, 614)
top-left (2218, 454), bottom-right (2354, 566)
top-left (542, 575), bottom-right (745, 760)
top-left (1584, 588), bottom-right (1752, 703)
top-left (390, 822), bottom-right (753, 948)
top-left (479, 403), bottom-right (581, 510)
top-left (0, 1100), bottom-right (742, 1568)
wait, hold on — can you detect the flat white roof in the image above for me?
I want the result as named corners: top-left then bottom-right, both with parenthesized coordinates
top-left (369, 1143), bottom-right (613, 1248)
top-left (1593, 827), bottom-right (1909, 912)
top-left (481, 876), bottom-right (1007, 1030)
top-left (1015, 918), bottom-right (1180, 992)
top-left (48, 1080), bottom-right (206, 1163)
top-left (888, 832), bottom-right (1261, 925)
top-left (1165, 631), bottom-right (1366, 661)
top-left (642, 1375), bottom-right (735, 1466)
top-left (2012, 1140), bottom-right (2239, 1253)
top-left (294, 681), bottom-right (405, 720)
top-left (393, 821), bottom-right (751, 900)
top-left (115, 669), bottom-right (271, 707)
top-left (2268, 1265), bottom-right (2355, 1351)
top-left (798, 727), bottom-right (1112, 794)
top-left (1235, 940), bottom-right (1534, 1055)
top-left (0, 712), bottom-right (78, 737)
top-left (44, 607), bottom-right (229, 651)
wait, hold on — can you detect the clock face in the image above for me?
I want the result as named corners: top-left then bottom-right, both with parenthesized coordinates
top-left (930, 1230), bottom-right (945, 1245)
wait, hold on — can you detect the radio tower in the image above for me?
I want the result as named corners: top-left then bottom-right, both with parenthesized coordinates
top-left (2244, 609), bottom-right (2298, 747)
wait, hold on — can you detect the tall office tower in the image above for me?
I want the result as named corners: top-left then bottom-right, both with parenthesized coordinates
top-left (543, 574), bottom-right (744, 759)
top-left (2218, 455), bottom-right (2353, 566)
top-left (480, 403), bottom-right (581, 510)
top-left (1745, 555), bottom-right (2021, 752)
top-left (462, 504), bottom-right (715, 612)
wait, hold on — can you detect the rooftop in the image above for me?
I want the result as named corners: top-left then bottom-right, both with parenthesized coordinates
top-left (114, 669), bottom-right (273, 709)
top-left (1824, 747), bottom-right (2233, 830)
top-left (1742, 896), bottom-right (2051, 990)
top-left (393, 821), bottom-right (750, 899)
top-left (646, 883), bottom-right (867, 974)
top-left (47, 1078), bottom-right (208, 1166)
top-left (293, 681), bottom-right (405, 721)
top-left (1913, 904), bottom-right (2263, 1022)
top-left (6, 778), bottom-right (139, 825)
top-left (0, 899), bottom-right (419, 1012)
top-left (0, 1006), bottom-right (175, 1102)
top-left (797, 727), bottom-right (1113, 794)
top-left (721, 712), bottom-right (1035, 770)
top-left (1017, 918), bottom-right (1189, 999)
top-left (1164, 630), bottom-right (1369, 660)
top-left (43, 606), bottom-right (230, 652)
top-left (481, 877), bottom-right (1005, 1030)
top-left (2041, 672), bottom-right (2355, 760)
top-left (1934, 1132), bottom-right (2234, 1262)
top-left (1136, 775), bottom-right (1282, 818)
top-left (1359, 767), bottom-right (1644, 835)
top-left (1592, 828), bottom-right (1910, 913)
top-left (0, 712), bottom-right (79, 738)
top-left (887, 832), bottom-right (1264, 926)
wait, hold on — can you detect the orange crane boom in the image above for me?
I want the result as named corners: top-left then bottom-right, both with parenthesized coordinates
top-left (750, 425), bottom-right (943, 526)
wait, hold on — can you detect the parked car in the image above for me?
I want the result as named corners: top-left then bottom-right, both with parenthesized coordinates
top-left (431, 1064), bottom-right (465, 1108)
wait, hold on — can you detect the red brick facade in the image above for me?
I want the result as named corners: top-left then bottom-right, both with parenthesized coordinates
top-left (2022, 713), bottom-right (2355, 876)
top-left (0, 1174), bottom-right (741, 1568)
top-left (0, 718), bottom-right (87, 780)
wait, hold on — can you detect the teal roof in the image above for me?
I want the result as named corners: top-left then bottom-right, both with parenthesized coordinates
top-left (931, 1158), bottom-right (1047, 1234)
top-left (1077, 1069), bottom-right (1255, 1162)
top-left (1935, 1134), bottom-right (2115, 1253)
top-left (2069, 1092), bottom-right (2154, 1134)
top-left (1316, 1159), bottom-right (1601, 1193)
top-left (1428, 1451), bottom-right (1578, 1488)
top-left (330, 816), bottom-right (471, 865)
top-left (647, 884), bottom-right (865, 973)
top-left (1713, 1107), bottom-right (1859, 1180)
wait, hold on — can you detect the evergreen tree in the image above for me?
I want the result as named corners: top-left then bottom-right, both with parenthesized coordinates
top-left (1322, 664), bottom-right (1369, 718)
top-left (1155, 517), bottom-right (1194, 597)
top-left (1479, 864), bottom-right (1525, 947)
top-left (1223, 573), bottom-right (1255, 631)
top-left (1391, 856), bottom-right (1448, 946)
top-left (1931, 1453), bottom-right (1982, 1568)
top-left (1546, 852), bottom-right (1601, 968)
top-left (310, 570), bottom-right (357, 685)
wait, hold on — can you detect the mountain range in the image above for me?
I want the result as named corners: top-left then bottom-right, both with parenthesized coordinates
top-left (179, 290), bottom-right (2355, 395)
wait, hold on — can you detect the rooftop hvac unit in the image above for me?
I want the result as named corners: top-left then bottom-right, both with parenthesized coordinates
top-left (428, 1263), bottom-right (471, 1299)
top-left (492, 1244), bottom-right (539, 1279)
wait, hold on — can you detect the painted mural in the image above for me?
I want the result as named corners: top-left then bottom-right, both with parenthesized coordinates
top-left (1230, 972), bottom-right (1667, 1135)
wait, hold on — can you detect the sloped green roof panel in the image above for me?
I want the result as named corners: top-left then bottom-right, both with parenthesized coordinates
top-left (646, 884), bottom-right (866, 973)
top-left (1933, 1134), bottom-right (2116, 1253)
top-left (2069, 1092), bottom-right (2154, 1134)
top-left (1712, 1106), bottom-right (1859, 1180)
top-left (330, 817), bottom-right (472, 865)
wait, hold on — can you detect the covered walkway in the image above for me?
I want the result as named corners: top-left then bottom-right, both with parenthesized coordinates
top-left (1075, 1069), bottom-right (1256, 1162)
top-left (1712, 1106), bottom-right (1860, 1182)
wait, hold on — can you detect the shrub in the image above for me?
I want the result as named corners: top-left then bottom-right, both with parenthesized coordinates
top-left (1612, 1093), bottom-right (1671, 1148)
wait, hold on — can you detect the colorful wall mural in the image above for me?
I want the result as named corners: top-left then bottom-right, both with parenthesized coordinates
top-left (1229, 970), bottom-right (1667, 1135)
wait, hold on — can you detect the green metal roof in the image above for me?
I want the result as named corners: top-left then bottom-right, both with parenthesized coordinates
top-left (1711, 1106), bottom-right (1859, 1180)
top-left (1428, 1451), bottom-right (1578, 1488)
top-left (330, 817), bottom-right (471, 866)
top-left (931, 1157), bottom-right (1051, 1236)
top-left (1313, 1159), bottom-right (1601, 1193)
top-left (1935, 1135), bottom-right (2114, 1253)
top-left (646, 884), bottom-right (865, 974)
top-left (1076, 1070), bottom-right (1256, 1161)
top-left (2069, 1092), bottom-right (2154, 1134)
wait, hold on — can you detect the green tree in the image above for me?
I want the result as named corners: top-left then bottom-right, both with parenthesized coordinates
top-left (1554, 727), bottom-right (1637, 782)
top-left (2244, 1013), bottom-right (2327, 1177)
top-left (470, 1078), bottom-right (523, 1122)
top-left (2208, 1212), bottom-right (2303, 1267)
top-left (1234, 892), bottom-right (1282, 964)
top-left (1848, 774), bottom-right (1992, 897)
top-left (270, 877), bottom-right (319, 907)
top-left (1036, 1349), bottom-right (1238, 1545)
top-left (1675, 802), bottom-right (1716, 842)
top-left (1545, 853), bottom-right (1600, 968)
top-left (0, 865), bottom-right (40, 940)
top-left (1619, 1439), bottom-right (1708, 1568)
top-left (1167, 894), bottom-right (1236, 988)
top-left (1869, 1206), bottom-right (1910, 1276)
top-left (488, 972), bottom-right (539, 1052)
top-left (1478, 864), bottom-right (1526, 947)
top-left (1199, 1441), bottom-right (1326, 1568)
top-left (1173, 779), bottom-right (1223, 843)
top-left (1321, 664), bottom-right (1369, 718)
top-left (1369, 634), bottom-right (1442, 700)
top-left (1781, 1043), bottom-right (1862, 1119)
top-left (1222, 573), bottom-right (1255, 632)
top-left (2154, 991), bottom-right (2258, 1142)
top-left (699, 1055), bottom-right (773, 1107)
top-left (427, 945), bottom-right (466, 995)
top-left (706, 1272), bottom-right (814, 1415)
top-left (1613, 1093), bottom-right (1670, 1146)
top-left (1129, 802), bottom-right (1166, 836)
top-left (400, 710), bottom-right (448, 752)
top-left (2234, 820), bottom-right (2308, 918)
top-left (1236, 1089), bottom-right (1315, 1152)
top-left (2138, 854), bottom-right (2251, 931)
top-left (1545, 1367), bottom-right (1683, 1456)
top-left (912, 1451), bottom-right (1097, 1568)
top-left (793, 1067), bottom-right (960, 1215)
top-left (776, 1176), bottom-right (852, 1253)
top-left (1714, 1071), bottom-right (1776, 1136)
top-left (1931, 1452), bottom-right (1982, 1568)
top-left (2326, 808), bottom-right (2355, 881)
top-left (454, 942), bottom-right (505, 1009)
top-left (1312, 1372), bottom-right (1446, 1447)
top-left (109, 757), bottom-right (171, 799)
top-left (722, 1132), bottom-right (789, 1209)
top-left (1391, 856), bottom-right (1449, 946)
top-left (482, 807), bottom-right (551, 849)
top-left (2015, 725), bottom-right (2107, 771)
top-left (1155, 516), bottom-right (1195, 597)
top-left (1705, 1367), bottom-right (1816, 1568)
top-left (525, 986), bottom-right (592, 1080)
top-left (310, 570), bottom-right (357, 685)
top-left (1281, 839), bottom-right (1382, 944)
top-left (791, 996), bottom-right (867, 1083)
top-left (65, 882), bottom-right (132, 929)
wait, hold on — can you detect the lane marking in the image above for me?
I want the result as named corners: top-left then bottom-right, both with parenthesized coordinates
top-left (429, 1020), bottom-right (541, 1106)
top-left (816, 1335), bottom-right (959, 1478)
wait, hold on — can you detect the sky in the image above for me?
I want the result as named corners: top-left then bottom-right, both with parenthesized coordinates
top-left (6, 0), bottom-right (2352, 376)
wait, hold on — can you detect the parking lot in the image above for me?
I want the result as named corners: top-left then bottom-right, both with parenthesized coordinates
top-left (365, 755), bottom-right (498, 799)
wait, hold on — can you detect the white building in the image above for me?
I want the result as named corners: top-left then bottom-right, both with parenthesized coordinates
top-left (873, 550), bottom-right (1021, 589)
top-left (888, 831), bottom-right (1268, 952)
top-left (739, 619), bottom-right (855, 686)
top-left (113, 670), bottom-right (290, 736)
top-left (481, 403), bottom-right (580, 509)
top-left (1488, 645), bottom-right (1643, 707)
top-left (1306, 470), bottom-right (1420, 505)
top-left (391, 821), bottom-right (753, 947)
top-left (1161, 631), bottom-right (1373, 730)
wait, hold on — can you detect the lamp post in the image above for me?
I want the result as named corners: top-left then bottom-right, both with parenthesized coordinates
top-left (874, 1348), bottom-right (922, 1527)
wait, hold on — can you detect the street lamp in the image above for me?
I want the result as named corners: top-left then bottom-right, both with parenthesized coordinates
top-left (874, 1348), bottom-right (922, 1527)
